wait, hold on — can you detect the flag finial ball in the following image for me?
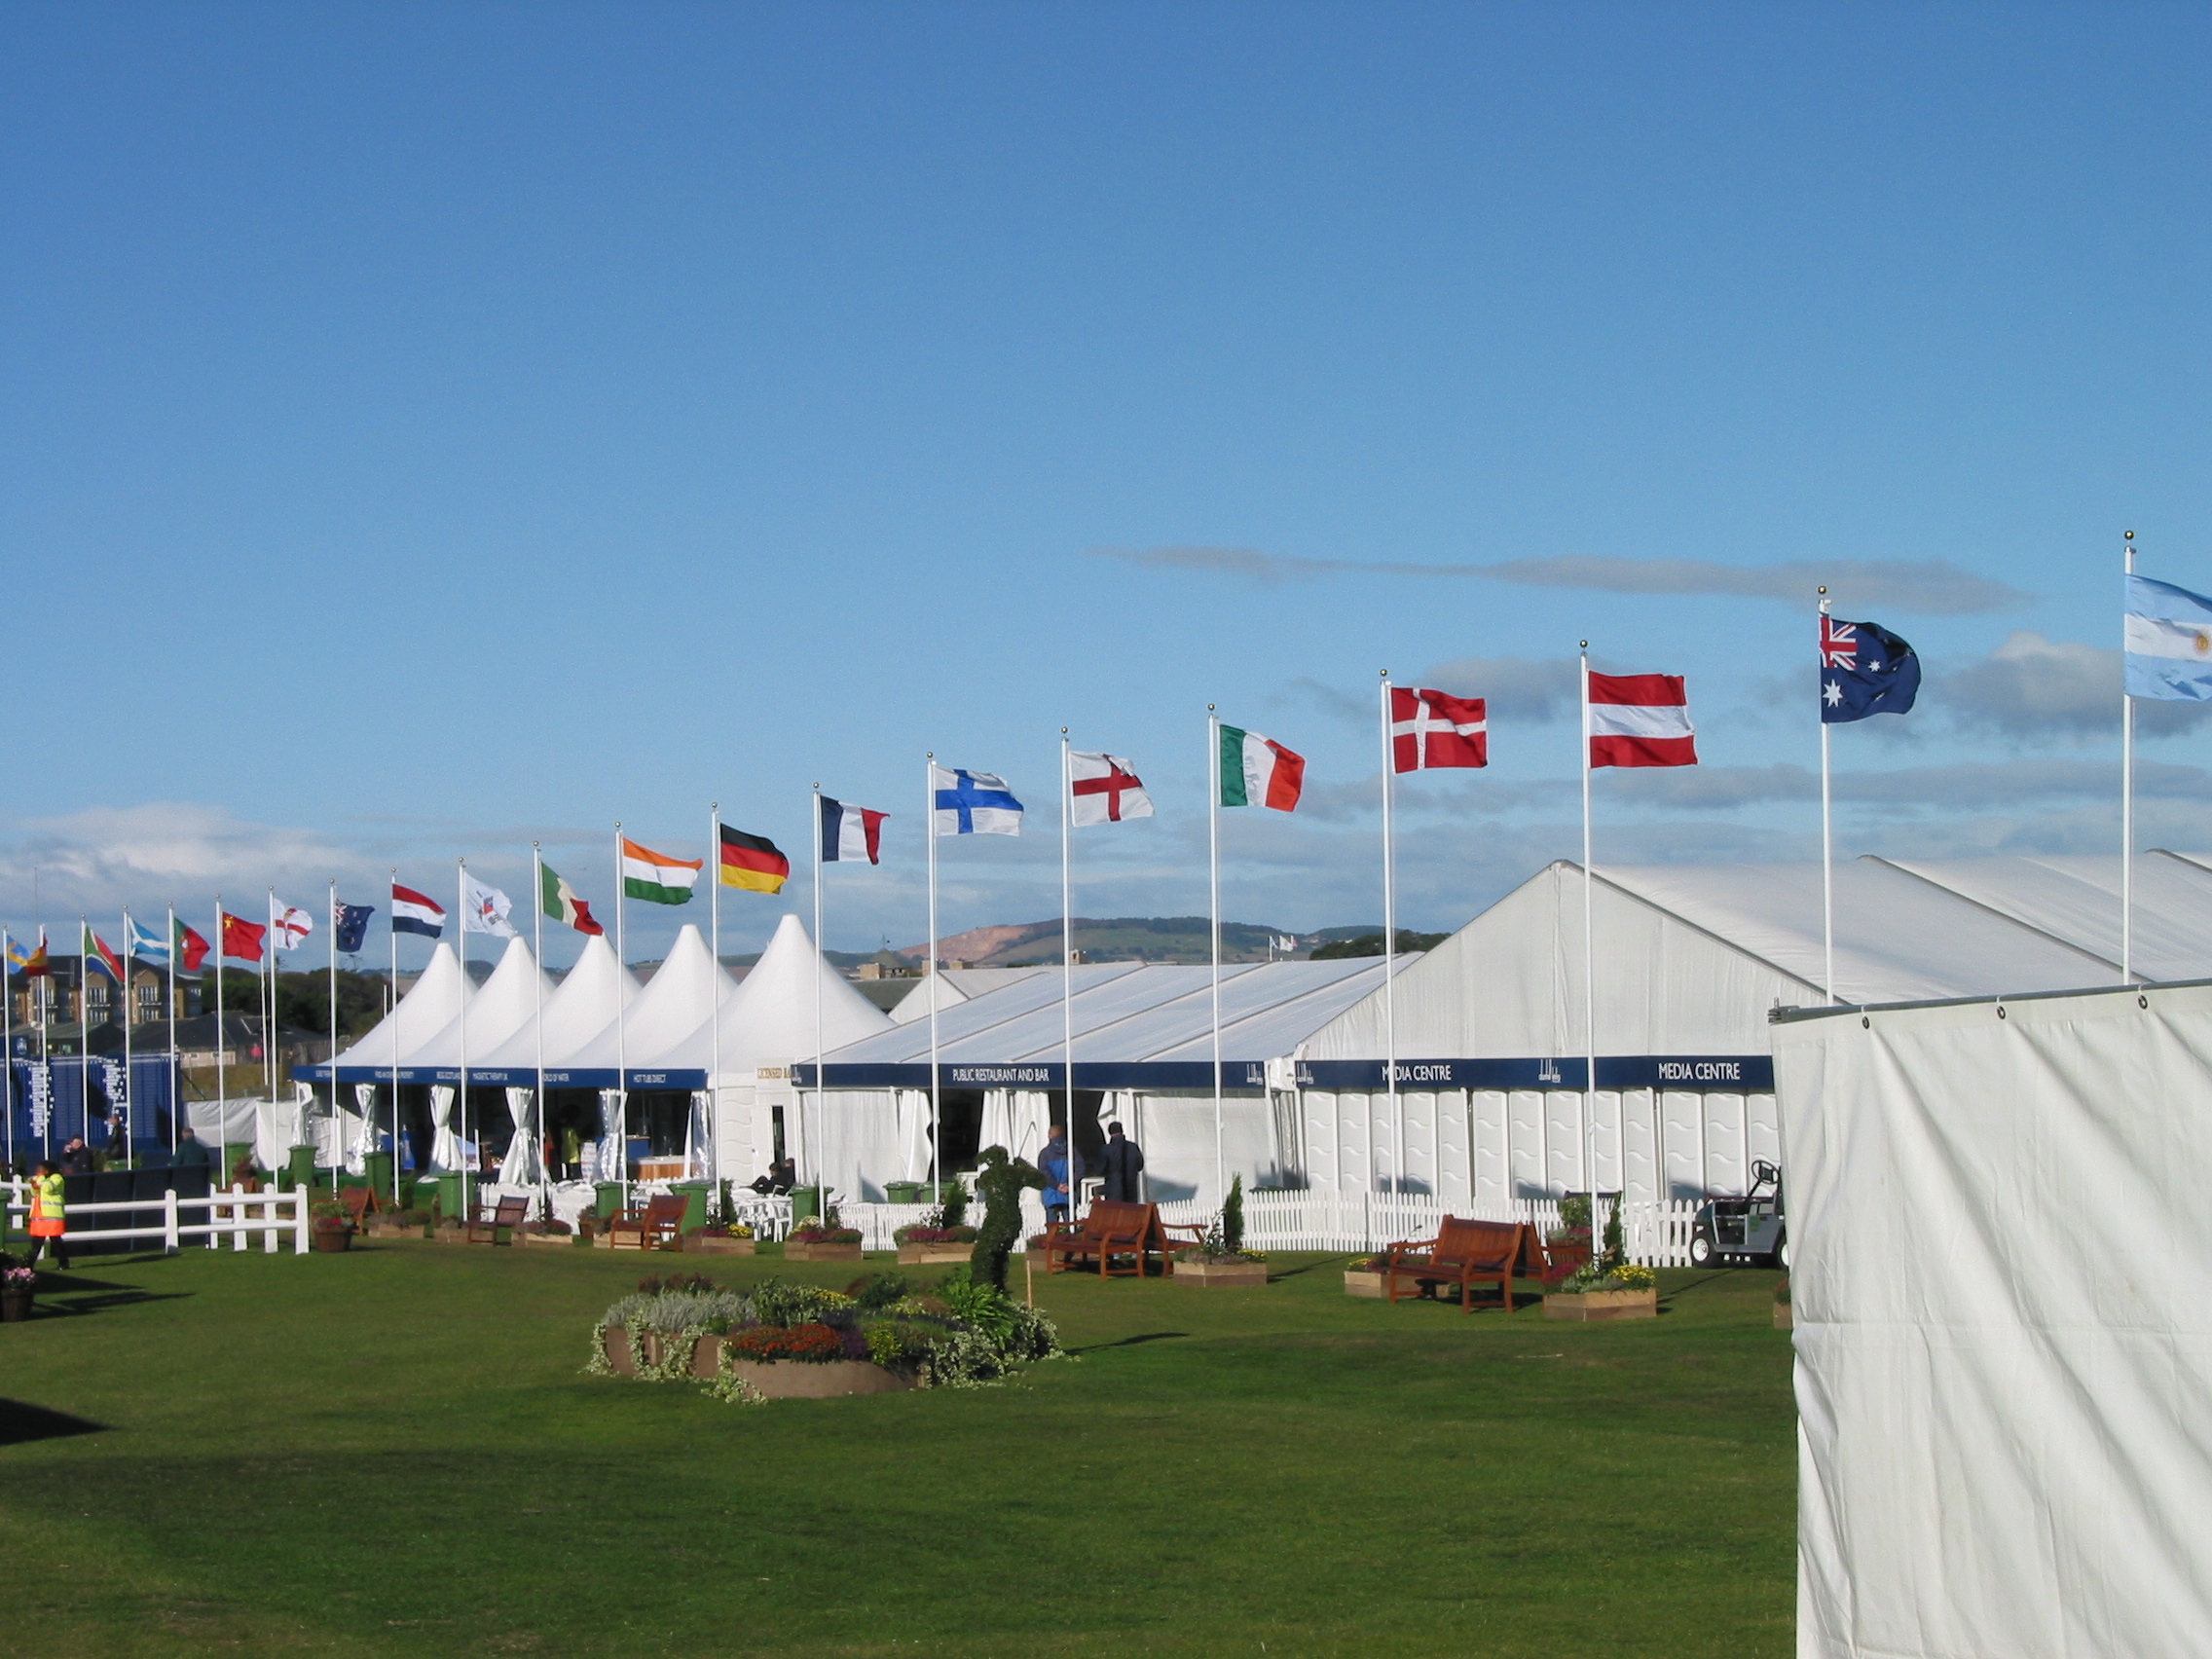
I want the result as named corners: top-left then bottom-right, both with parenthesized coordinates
top-left (1580, 640), bottom-right (1589, 649)
top-left (2126, 530), bottom-right (2135, 539)
top-left (1818, 585), bottom-right (1827, 595)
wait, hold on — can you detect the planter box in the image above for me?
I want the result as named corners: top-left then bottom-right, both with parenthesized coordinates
top-left (785, 1241), bottom-right (864, 1263)
top-left (431, 1228), bottom-right (470, 1246)
top-left (684, 1235), bottom-right (757, 1256)
top-left (364, 1223), bottom-right (416, 1239)
top-left (1343, 1269), bottom-right (1389, 1299)
top-left (517, 1230), bottom-right (575, 1249)
top-left (1174, 1259), bottom-right (1268, 1287)
top-left (601, 1327), bottom-right (721, 1380)
top-left (897, 1242), bottom-right (974, 1266)
top-left (722, 1357), bottom-right (914, 1399)
top-left (1774, 1303), bottom-right (1792, 1330)
top-left (1543, 1288), bottom-right (1659, 1322)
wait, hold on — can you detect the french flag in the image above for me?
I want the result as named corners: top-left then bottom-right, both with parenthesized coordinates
top-left (391, 882), bottom-right (447, 939)
top-left (1588, 672), bottom-right (1697, 768)
top-left (820, 795), bottom-right (888, 865)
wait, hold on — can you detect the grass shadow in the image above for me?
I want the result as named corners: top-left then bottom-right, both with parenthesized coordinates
top-left (0, 1399), bottom-right (107, 1445)
top-left (1073, 1331), bottom-right (1192, 1354)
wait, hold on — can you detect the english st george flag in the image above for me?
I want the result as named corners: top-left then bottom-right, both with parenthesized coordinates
top-left (1390, 687), bottom-right (1488, 771)
top-left (1069, 753), bottom-right (1154, 826)
top-left (719, 826), bottom-right (791, 895)
top-left (820, 796), bottom-right (887, 864)
top-left (1218, 725), bottom-right (1305, 811)
top-left (1588, 672), bottom-right (1697, 767)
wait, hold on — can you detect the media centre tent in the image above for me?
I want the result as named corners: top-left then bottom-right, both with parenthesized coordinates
top-left (791, 851), bottom-right (2212, 1210)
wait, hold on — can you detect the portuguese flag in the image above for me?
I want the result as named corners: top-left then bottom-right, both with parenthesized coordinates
top-left (1219, 724), bottom-right (1306, 812)
top-left (719, 825), bottom-right (791, 895)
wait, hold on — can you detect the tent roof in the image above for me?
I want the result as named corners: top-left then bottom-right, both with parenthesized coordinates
top-left (558, 923), bottom-right (734, 1086)
top-left (317, 943), bottom-right (471, 1075)
top-left (474, 932), bottom-right (640, 1075)
top-left (403, 938), bottom-right (554, 1069)
top-left (887, 966), bottom-right (1052, 1022)
top-left (695, 913), bottom-right (892, 1076)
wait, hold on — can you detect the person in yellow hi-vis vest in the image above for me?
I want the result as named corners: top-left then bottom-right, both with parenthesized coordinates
top-left (26, 1160), bottom-right (68, 1270)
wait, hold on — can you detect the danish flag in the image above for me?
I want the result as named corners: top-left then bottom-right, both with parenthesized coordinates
top-left (1389, 687), bottom-right (1488, 772)
top-left (1587, 671), bottom-right (1696, 768)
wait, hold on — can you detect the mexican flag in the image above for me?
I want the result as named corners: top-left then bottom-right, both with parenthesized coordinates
top-left (620, 837), bottom-right (703, 905)
top-left (540, 862), bottom-right (606, 936)
top-left (1219, 724), bottom-right (1305, 811)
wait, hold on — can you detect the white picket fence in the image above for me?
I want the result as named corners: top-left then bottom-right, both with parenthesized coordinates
top-left (835, 1190), bottom-right (1703, 1267)
top-left (4, 1180), bottom-right (311, 1255)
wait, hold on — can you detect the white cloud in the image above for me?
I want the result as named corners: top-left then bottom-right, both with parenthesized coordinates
top-left (1941, 631), bottom-right (2212, 740)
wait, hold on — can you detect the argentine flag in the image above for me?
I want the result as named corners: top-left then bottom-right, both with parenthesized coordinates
top-left (2125, 574), bottom-right (2212, 701)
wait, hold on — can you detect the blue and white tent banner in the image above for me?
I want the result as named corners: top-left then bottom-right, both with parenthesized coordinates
top-left (2124, 573), bottom-right (2212, 701)
top-left (931, 765), bottom-right (1023, 836)
top-left (794, 1053), bottom-right (1775, 1093)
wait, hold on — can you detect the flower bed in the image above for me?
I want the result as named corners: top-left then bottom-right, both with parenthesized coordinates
top-left (1543, 1261), bottom-right (1659, 1322)
top-left (588, 1268), bottom-right (1061, 1405)
top-left (685, 1224), bottom-right (756, 1256)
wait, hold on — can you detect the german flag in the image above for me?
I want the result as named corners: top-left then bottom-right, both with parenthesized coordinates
top-left (719, 825), bottom-right (790, 895)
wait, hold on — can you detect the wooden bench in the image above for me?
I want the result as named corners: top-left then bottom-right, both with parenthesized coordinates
top-left (606, 1193), bottom-right (689, 1252)
top-left (1041, 1199), bottom-right (1172, 1278)
top-left (466, 1195), bottom-right (531, 1245)
top-left (1382, 1217), bottom-right (1541, 1312)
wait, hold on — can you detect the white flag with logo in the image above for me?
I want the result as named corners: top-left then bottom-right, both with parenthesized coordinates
top-left (462, 874), bottom-right (519, 939)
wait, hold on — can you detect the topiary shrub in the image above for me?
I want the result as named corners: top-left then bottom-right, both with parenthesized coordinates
top-left (1222, 1174), bottom-right (1245, 1256)
top-left (969, 1145), bottom-right (1045, 1292)
top-left (1602, 1192), bottom-right (1625, 1270)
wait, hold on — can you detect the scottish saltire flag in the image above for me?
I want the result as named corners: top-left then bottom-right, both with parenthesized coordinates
top-left (391, 883), bottom-right (446, 938)
top-left (1069, 753), bottom-right (1154, 826)
top-left (1820, 615), bottom-right (1921, 722)
top-left (2125, 574), bottom-right (2212, 700)
top-left (334, 903), bottom-right (375, 953)
top-left (820, 796), bottom-right (888, 864)
top-left (932, 765), bottom-right (1023, 836)
top-left (128, 915), bottom-right (170, 966)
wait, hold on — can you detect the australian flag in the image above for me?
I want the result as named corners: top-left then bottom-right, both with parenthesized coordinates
top-left (333, 902), bottom-right (375, 954)
top-left (1821, 615), bottom-right (1921, 722)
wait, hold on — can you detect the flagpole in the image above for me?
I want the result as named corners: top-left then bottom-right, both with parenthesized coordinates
top-left (267, 890), bottom-right (280, 1128)
top-left (388, 869), bottom-right (401, 1206)
top-left (532, 845), bottom-right (545, 1190)
top-left (327, 881), bottom-right (339, 1193)
top-left (1380, 671), bottom-right (1399, 1197)
top-left (1580, 645), bottom-right (1599, 1226)
top-left (1207, 706), bottom-right (1224, 1211)
top-left (614, 823), bottom-right (628, 1211)
top-left (457, 860), bottom-right (468, 1208)
top-left (2123, 530), bottom-right (2136, 985)
top-left (1820, 588), bottom-right (1835, 1005)
top-left (123, 908), bottom-right (134, 1162)
top-left (811, 786), bottom-right (824, 1205)
top-left (80, 917), bottom-right (92, 1163)
top-left (1060, 730), bottom-right (1076, 1215)
top-left (709, 801), bottom-right (722, 1190)
top-left (166, 903), bottom-right (178, 1162)
top-left (213, 897), bottom-right (225, 1176)
top-left (4, 929), bottom-right (14, 1173)
top-left (925, 756), bottom-right (940, 1200)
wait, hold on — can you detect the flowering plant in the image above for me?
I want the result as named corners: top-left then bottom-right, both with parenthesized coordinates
top-left (893, 1224), bottom-right (977, 1244)
top-left (1555, 1261), bottom-right (1656, 1295)
top-left (727, 1321), bottom-right (848, 1364)
top-left (789, 1221), bottom-right (863, 1244)
top-left (1174, 1219), bottom-right (1265, 1265)
top-left (3, 1265), bottom-right (34, 1287)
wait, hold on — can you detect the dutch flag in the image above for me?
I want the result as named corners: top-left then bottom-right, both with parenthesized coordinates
top-left (391, 883), bottom-right (446, 939)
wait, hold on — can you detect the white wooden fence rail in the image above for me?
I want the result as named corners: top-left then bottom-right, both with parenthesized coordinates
top-left (4, 1181), bottom-right (310, 1255)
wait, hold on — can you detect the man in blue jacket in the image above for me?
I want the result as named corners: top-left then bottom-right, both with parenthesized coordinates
top-left (1040, 1125), bottom-right (1081, 1227)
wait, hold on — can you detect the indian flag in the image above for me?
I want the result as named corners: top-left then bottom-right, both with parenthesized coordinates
top-left (1219, 724), bottom-right (1305, 811)
top-left (620, 837), bottom-right (703, 905)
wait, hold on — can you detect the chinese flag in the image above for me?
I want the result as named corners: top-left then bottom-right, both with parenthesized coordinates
top-left (220, 912), bottom-right (267, 963)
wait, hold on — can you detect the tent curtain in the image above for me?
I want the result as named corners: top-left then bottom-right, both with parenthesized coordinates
top-left (977, 1088), bottom-right (1012, 1163)
top-left (498, 1087), bottom-right (540, 1187)
top-left (590, 1088), bottom-right (624, 1185)
top-left (428, 1085), bottom-right (461, 1172)
top-left (684, 1090), bottom-right (712, 1181)
top-left (897, 1089), bottom-right (932, 1180)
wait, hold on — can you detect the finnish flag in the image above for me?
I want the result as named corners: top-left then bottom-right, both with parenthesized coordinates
top-left (932, 765), bottom-right (1023, 836)
top-left (2125, 574), bottom-right (2212, 701)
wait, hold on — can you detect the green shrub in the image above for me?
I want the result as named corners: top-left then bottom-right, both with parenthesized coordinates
top-left (1222, 1174), bottom-right (1245, 1255)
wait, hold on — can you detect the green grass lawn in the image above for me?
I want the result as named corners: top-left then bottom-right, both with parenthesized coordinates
top-left (0, 1238), bottom-right (1793, 1658)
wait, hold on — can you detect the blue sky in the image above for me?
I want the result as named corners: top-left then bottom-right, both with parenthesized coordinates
top-left (4, 3), bottom-right (2209, 971)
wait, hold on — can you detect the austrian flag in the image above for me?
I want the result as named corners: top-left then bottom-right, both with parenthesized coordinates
top-left (1587, 672), bottom-right (1697, 768)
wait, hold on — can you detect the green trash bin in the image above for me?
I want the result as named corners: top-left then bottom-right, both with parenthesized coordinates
top-left (436, 1172), bottom-right (476, 1220)
top-left (364, 1150), bottom-right (394, 1198)
top-left (284, 1145), bottom-right (317, 1193)
top-left (670, 1181), bottom-right (710, 1235)
top-left (883, 1180), bottom-right (923, 1204)
top-left (789, 1185), bottom-right (821, 1225)
top-left (594, 1181), bottom-right (625, 1219)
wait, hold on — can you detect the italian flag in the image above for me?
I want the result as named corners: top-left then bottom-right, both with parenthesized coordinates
top-left (1219, 724), bottom-right (1305, 811)
top-left (620, 837), bottom-right (703, 905)
top-left (540, 863), bottom-right (606, 935)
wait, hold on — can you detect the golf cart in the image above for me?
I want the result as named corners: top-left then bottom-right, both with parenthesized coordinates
top-left (1688, 1160), bottom-right (1787, 1269)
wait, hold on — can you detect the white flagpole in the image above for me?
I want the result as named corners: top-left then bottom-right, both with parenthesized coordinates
top-left (266, 890), bottom-right (278, 1125)
top-left (4, 928), bottom-right (14, 1172)
top-left (1379, 671), bottom-right (1400, 1197)
top-left (1060, 730), bottom-right (1076, 1216)
top-left (811, 787), bottom-right (824, 1202)
top-left (80, 917), bottom-right (92, 1162)
top-left (532, 845), bottom-right (546, 1188)
top-left (614, 824), bottom-right (628, 1209)
top-left (457, 860), bottom-right (469, 1207)
top-left (212, 896), bottom-right (224, 1175)
top-left (166, 903), bottom-right (178, 1162)
top-left (709, 802), bottom-right (722, 1190)
top-left (1207, 706), bottom-right (1224, 1210)
top-left (2123, 530), bottom-right (2136, 985)
top-left (326, 881), bottom-right (339, 1193)
top-left (122, 908), bottom-right (134, 1161)
top-left (1820, 588), bottom-right (1835, 1005)
top-left (1581, 645), bottom-right (1600, 1227)
top-left (388, 870), bottom-right (401, 1205)
top-left (925, 756), bottom-right (940, 1198)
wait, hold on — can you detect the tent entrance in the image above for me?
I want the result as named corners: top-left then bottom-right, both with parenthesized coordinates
top-left (626, 1089), bottom-right (693, 1160)
top-left (542, 1088), bottom-right (601, 1181)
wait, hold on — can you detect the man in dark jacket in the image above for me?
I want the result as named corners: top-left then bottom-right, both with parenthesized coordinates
top-left (58, 1136), bottom-right (92, 1176)
top-left (172, 1127), bottom-right (212, 1168)
top-left (1100, 1122), bottom-right (1144, 1202)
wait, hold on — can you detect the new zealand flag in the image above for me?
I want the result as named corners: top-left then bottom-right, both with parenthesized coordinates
top-left (333, 902), bottom-right (375, 954)
top-left (1821, 615), bottom-right (1921, 723)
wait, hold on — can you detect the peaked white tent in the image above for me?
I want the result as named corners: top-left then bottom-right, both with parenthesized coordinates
top-left (698, 913), bottom-right (894, 1191)
top-left (308, 941), bottom-right (474, 1082)
top-left (472, 932), bottom-right (642, 1082)
top-left (400, 937), bottom-right (553, 1171)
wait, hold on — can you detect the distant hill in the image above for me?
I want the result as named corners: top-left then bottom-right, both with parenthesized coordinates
top-left (894, 916), bottom-right (1326, 969)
